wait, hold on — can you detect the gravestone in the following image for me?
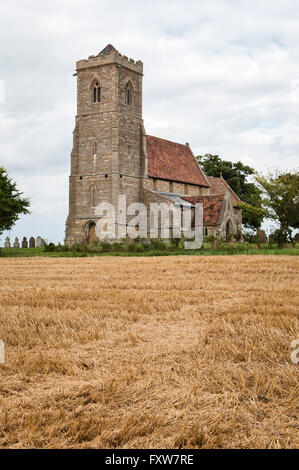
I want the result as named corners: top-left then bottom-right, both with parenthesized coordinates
top-left (13, 237), bottom-right (20, 248)
top-left (22, 237), bottom-right (28, 248)
top-left (269, 230), bottom-right (283, 244)
top-left (256, 229), bottom-right (268, 243)
top-left (4, 237), bottom-right (11, 249)
top-left (29, 237), bottom-right (35, 248)
top-left (36, 236), bottom-right (42, 248)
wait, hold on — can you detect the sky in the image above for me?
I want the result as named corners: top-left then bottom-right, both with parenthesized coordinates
top-left (0, 0), bottom-right (299, 244)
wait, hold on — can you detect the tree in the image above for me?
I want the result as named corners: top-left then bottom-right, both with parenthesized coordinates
top-left (0, 167), bottom-right (30, 235)
top-left (255, 170), bottom-right (299, 247)
top-left (196, 154), bottom-right (264, 230)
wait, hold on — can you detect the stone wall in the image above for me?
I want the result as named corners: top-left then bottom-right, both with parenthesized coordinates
top-left (144, 178), bottom-right (209, 196)
top-left (206, 192), bottom-right (242, 239)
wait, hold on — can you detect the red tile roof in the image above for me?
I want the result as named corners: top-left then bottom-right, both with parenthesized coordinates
top-left (207, 176), bottom-right (240, 205)
top-left (183, 195), bottom-right (225, 226)
top-left (146, 135), bottom-right (210, 187)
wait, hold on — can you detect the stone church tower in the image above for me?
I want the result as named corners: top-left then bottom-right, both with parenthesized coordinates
top-left (65, 44), bottom-right (147, 243)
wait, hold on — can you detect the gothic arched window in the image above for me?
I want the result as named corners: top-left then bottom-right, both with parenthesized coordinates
top-left (125, 81), bottom-right (133, 105)
top-left (92, 82), bottom-right (101, 103)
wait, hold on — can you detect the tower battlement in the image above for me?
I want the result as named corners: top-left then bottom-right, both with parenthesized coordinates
top-left (76, 44), bottom-right (143, 75)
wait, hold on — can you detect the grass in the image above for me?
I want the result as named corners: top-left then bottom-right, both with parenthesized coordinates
top-left (0, 256), bottom-right (298, 449)
top-left (1, 243), bottom-right (299, 258)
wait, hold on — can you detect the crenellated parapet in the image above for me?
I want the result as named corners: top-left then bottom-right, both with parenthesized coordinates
top-left (76, 44), bottom-right (143, 75)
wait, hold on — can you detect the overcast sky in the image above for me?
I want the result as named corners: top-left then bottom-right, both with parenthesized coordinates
top-left (1, 0), bottom-right (299, 244)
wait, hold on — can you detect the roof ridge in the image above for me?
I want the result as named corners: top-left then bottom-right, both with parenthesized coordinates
top-left (207, 174), bottom-right (240, 200)
top-left (147, 134), bottom-right (189, 148)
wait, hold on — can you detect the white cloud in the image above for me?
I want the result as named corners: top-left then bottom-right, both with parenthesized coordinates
top-left (0, 0), bottom-right (299, 243)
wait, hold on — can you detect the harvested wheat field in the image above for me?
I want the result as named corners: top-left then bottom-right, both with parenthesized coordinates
top-left (0, 256), bottom-right (298, 449)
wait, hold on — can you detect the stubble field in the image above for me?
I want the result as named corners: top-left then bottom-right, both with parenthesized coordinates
top-left (0, 256), bottom-right (298, 449)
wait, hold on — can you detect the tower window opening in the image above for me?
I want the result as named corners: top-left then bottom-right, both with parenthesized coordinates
top-left (126, 88), bottom-right (131, 105)
top-left (92, 82), bottom-right (101, 103)
top-left (125, 81), bottom-right (133, 105)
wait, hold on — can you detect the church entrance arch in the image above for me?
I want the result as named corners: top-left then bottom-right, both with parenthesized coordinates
top-left (85, 221), bottom-right (99, 244)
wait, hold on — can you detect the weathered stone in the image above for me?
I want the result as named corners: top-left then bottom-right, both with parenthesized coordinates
top-left (29, 237), bottom-right (35, 248)
top-left (36, 236), bottom-right (42, 247)
top-left (65, 45), bottom-right (242, 244)
top-left (13, 237), bottom-right (20, 248)
top-left (22, 237), bottom-right (28, 248)
top-left (65, 45), bottom-right (145, 245)
top-left (256, 229), bottom-right (268, 243)
top-left (4, 237), bottom-right (10, 249)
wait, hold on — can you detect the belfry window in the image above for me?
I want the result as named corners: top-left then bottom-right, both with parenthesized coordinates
top-left (125, 81), bottom-right (133, 105)
top-left (93, 82), bottom-right (101, 103)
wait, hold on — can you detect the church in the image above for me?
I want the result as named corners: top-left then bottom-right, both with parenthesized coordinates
top-left (65, 44), bottom-right (242, 244)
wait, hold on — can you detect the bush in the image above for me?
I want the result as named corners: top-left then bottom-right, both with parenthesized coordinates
top-left (127, 242), bottom-right (145, 253)
top-left (242, 230), bottom-right (256, 243)
top-left (170, 237), bottom-right (182, 249)
top-left (206, 235), bottom-right (216, 245)
top-left (150, 239), bottom-right (166, 250)
top-left (234, 231), bottom-right (242, 242)
top-left (44, 242), bottom-right (56, 252)
top-left (98, 241), bottom-right (112, 252)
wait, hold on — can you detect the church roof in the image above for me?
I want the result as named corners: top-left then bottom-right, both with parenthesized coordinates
top-left (146, 135), bottom-right (210, 187)
top-left (99, 44), bottom-right (117, 56)
top-left (207, 176), bottom-right (240, 205)
top-left (183, 195), bottom-right (225, 226)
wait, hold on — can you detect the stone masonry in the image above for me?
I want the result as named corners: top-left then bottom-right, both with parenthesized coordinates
top-left (65, 44), bottom-right (242, 243)
top-left (65, 44), bottom-right (147, 243)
